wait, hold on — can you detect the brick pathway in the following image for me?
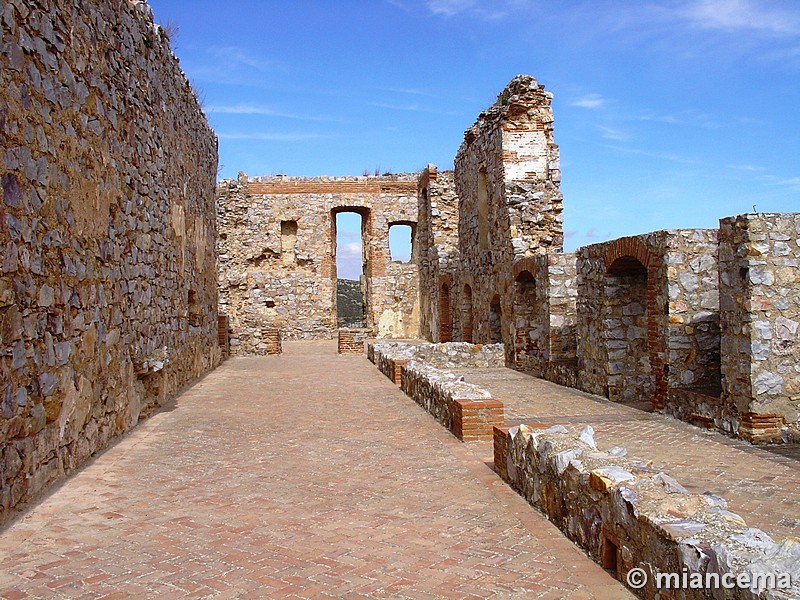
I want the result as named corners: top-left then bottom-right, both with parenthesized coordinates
top-left (455, 368), bottom-right (800, 542)
top-left (0, 342), bottom-right (630, 599)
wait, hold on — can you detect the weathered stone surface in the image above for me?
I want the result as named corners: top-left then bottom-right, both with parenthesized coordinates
top-left (217, 175), bottom-right (420, 349)
top-left (0, 0), bottom-right (219, 523)
top-left (495, 425), bottom-right (800, 599)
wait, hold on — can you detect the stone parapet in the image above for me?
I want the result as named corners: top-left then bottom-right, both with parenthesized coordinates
top-left (495, 425), bottom-right (799, 599)
top-left (401, 361), bottom-right (502, 441)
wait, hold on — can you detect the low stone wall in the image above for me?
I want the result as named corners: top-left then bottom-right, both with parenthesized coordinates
top-left (338, 328), bottom-right (371, 355)
top-left (368, 340), bottom-right (425, 383)
top-left (401, 361), bottom-right (502, 441)
top-left (494, 424), bottom-right (799, 599)
top-left (414, 342), bottom-right (505, 369)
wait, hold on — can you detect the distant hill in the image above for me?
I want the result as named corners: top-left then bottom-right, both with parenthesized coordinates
top-left (337, 279), bottom-right (364, 328)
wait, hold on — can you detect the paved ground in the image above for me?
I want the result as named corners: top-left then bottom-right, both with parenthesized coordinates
top-left (0, 342), bottom-right (630, 599)
top-left (455, 368), bottom-right (800, 542)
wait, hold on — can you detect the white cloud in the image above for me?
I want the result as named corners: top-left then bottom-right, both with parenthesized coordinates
top-left (598, 126), bottom-right (628, 141)
top-left (207, 104), bottom-right (342, 122)
top-left (426, 0), bottom-right (516, 19)
top-left (570, 93), bottom-right (607, 109)
top-left (681, 0), bottom-right (800, 35)
top-left (217, 132), bottom-right (333, 141)
top-left (367, 101), bottom-right (460, 116)
top-left (339, 242), bottom-right (363, 257)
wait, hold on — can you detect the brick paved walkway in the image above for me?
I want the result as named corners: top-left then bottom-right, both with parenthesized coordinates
top-left (0, 342), bottom-right (630, 599)
top-left (455, 368), bottom-right (800, 542)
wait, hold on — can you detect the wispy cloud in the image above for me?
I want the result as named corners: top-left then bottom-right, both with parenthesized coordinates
top-left (425, 0), bottom-right (517, 19)
top-left (217, 132), bottom-right (335, 141)
top-left (603, 144), bottom-right (704, 165)
top-left (380, 86), bottom-right (438, 98)
top-left (207, 104), bottom-right (342, 122)
top-left (570, 93), bottom-right (607, 109)
top-left (727, 163), bottom-right (767, 172)
top-left (367, 101), bottom-right (459, 115)
top-left (681, 0), bottom-right (800, 35)
top-left (207, 46), bottom-right (276, 72)
top-left (598, 126), bottom-right (628, 141)
top-left (768, 175), bottom-right (800, 190)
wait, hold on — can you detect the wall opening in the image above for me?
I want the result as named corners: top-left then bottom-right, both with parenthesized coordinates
top-left (462, 284), bottom-right (474, 343)
top-left (604, 256), bottom-right (652, 403)
top-left (333, 210), bottom-right (367, 328)
top-left (281, 220), bottom-right (298, 266)
top-left (489, 294), bottom-right (502, 343)
top-left (512, 270), bottom-right (543, 371)
top-left (477, 167), bottom-right (489, 249)
top-left (389, 223), bottom-right (414, 263)
top-left (439, 281), bottom-right (453, 342)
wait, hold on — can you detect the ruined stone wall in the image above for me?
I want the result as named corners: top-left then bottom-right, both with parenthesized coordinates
top-left (217, 175), bottom-right (419, 349)
top-left (0, 0), bottom-right (219, 522)
top-left (577, 231), bottom-right (719, 406)
top-left (510, 253), bottom-right (577, 375)
top-left (719, 213), bottom-right (800, 443)
top-left (453, 75), bottom-right (563, 353)
top-left (417, 166), bottom-right (460, 342)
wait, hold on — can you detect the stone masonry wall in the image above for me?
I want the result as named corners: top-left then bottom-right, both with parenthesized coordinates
top-left (511, 253), bottom-right (577, 376)
top-left (453, 75), bottom-right (563, 356)
top-left (417, 166), bottom-right (460, 343)
top-left (217, 174), bottom-right (420, 350)
top-left (719, 213), bottom-right (800, 443)
top-left (578, 230), bottom-right (719, 407)
top-left (1, 0), bottom-right (219, 522)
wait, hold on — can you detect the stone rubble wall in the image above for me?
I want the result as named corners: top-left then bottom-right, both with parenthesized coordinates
top-left (511, 253), bottom-right (578, 377)
top-left (719, 214), bottom-right (800, 443)
top-left (577, 230), bottom-right (720, 407)
top-left (417, 166), bottom-right (460, 342)
top-left (368, 340), bottom-right (505, 439)
top-left (453, 75), bottom-right (564, 354)
top-left (0, 0), bottom-right (219, 522)
top-left (495, 424), bottom-right (799, 599)
top-left (400, 360), bottom-right (501, 441)
top-left (217, 174), bottom-right (420, 350)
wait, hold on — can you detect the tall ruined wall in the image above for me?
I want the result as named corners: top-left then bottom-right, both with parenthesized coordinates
top-left (719, 213), bottom-right (800, 442)
top-left (453, 75), bottom-right (563, 350)
top-left (0, 0), bottom-right (219, 521)
top-left (417, 166), bottom-right (460, 342)
top-left (217, 175), bottom-right (419, 348)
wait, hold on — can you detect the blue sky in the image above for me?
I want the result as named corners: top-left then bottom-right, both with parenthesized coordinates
top-left (149, 0), bottom-right (799, 265)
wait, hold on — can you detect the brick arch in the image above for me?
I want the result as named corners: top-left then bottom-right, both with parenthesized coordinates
top-left (602, 237), bottom-right (667, 410)
top-left (603, 237), bottom-right (652, 272)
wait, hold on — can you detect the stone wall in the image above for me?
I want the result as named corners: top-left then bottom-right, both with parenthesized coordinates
top-left (452, 75), bottom-right (564, 356)
top-left (577, 230), bottom-right (720, 407)
top-left (0, 0), bottom-right (219, 522)
top-left (718, 213), bottom-right (800, 443)
top-left (417, 166), bottom-right (460, 343)
top-left (494, 424), bottom-right (799, 599)
top-left (510, 253), bottom-right (577, 377)
top-left (217, 175), bottom-right (420, 349)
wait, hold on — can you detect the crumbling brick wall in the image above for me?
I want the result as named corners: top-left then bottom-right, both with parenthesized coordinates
top-left (719, 213), bottom-right (800, 443)
top-left (453, 75), bottom-right (564, 353)
top-left (0, 0), bottom-right (219, 522)
top-left (217, 175), bottom-right (420, 349)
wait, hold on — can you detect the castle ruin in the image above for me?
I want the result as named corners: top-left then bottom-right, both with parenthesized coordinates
top-left (218, 76), bottom-right (799, 446)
